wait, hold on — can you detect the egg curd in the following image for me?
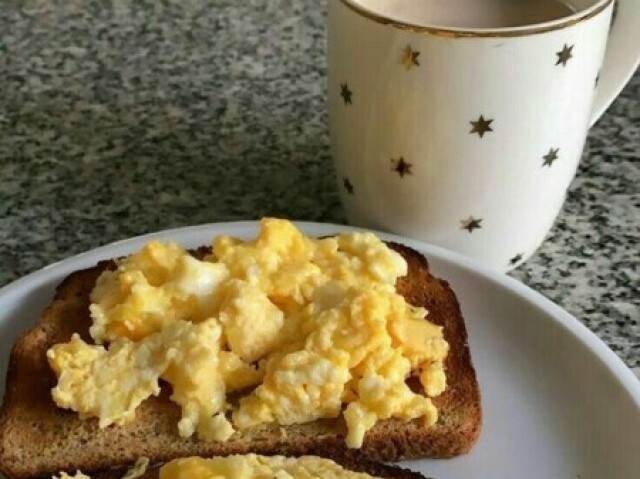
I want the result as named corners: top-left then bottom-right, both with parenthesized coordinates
top-left (47, 218), bottom-right (449, 448)
top-left (54, 454), bottom-right (387, 479)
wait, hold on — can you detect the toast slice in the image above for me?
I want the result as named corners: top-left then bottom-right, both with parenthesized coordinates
top-left (87, 453), bottom-right (430, 479)
top-left (0, 243), bottom-right (481, 479)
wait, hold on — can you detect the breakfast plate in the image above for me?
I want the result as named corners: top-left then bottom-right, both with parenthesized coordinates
top-left (0, 221), bottom-right (638, 479)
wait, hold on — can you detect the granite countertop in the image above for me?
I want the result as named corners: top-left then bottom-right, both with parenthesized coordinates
top-left (0, 1), bottom-right (638, 375)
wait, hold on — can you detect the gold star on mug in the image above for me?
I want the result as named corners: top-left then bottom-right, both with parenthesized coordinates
top-left (343, 177), bottom-right (354, 194)
top-left (460, 216), bottom-right (482, 233)
top-left (391, 157), bottom-right (413, 178)
top-left (542, 148), bottom-right (559, 167)
top-left (401, 45), bottom-right (420, 70)
top-left (340, 83), bottom-right (353, 105)
top-left (555, 44), bottom-right (573, 67)
top-left (509, 253), bottom-right (524, 266)
top-left (469, 115), bottom-right (493, 138)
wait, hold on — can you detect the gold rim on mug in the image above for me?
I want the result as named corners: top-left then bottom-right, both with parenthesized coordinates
top-left (338, 0), bottom-right (615, 37)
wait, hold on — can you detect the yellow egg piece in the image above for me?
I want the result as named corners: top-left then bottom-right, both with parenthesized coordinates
top-left (159, 454), bottom-right (379, 479)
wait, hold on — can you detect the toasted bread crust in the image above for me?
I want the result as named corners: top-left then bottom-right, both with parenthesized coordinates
top-left (0, 243), bottom-right (481, 478)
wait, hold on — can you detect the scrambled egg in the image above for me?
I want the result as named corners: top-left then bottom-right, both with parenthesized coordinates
top-left (89, 242), bottom-right (228, 343)
top-left (54, 473), bottom-right (91, 479)
top-left (48, 318), bottom-right (234, 441)
top-left (159, 454), bottom-right (379, 479)
top-left (47, 218), bottom-right (448, 448)
top-left (54, 454), bottom-right (382, 479)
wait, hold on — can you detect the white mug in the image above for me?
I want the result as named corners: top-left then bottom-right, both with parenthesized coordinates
top-left (328, 0), bottom-right (638, 271)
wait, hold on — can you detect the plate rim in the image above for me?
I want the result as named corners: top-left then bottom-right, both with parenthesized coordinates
top-left (1, 220), bottom-right (638, 409)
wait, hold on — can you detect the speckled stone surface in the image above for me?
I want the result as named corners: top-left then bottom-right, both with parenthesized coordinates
top-left (0, 1), bottom-right (638, 375)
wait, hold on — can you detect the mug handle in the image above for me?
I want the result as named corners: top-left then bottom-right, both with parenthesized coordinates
top-left (590, 0), bottom-right (640, 126)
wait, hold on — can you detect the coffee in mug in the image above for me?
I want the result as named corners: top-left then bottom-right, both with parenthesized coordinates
top-left (369, 0), bottom-right (577, 28)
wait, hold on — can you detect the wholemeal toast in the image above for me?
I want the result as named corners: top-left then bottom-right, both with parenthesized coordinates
top-left (0, 242), bottom-right (481, 479)
top-left (88, 452), bottom-right (430, 479)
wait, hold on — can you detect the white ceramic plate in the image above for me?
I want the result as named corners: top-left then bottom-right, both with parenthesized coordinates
top-left (1, 222), bottom-right (638, 479)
